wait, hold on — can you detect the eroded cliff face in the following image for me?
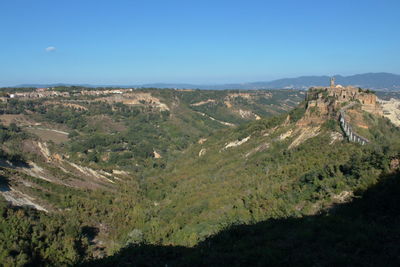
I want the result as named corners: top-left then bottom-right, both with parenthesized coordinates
top-left (359, 94), bottom-right (382, 115)
top-left (379, 98), bottom-right (400, 126)
top-left (297, 99), bottom-right (332, 126)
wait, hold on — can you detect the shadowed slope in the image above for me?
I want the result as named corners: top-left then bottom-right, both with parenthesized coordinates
top-left (87, 169), bottom-right (400, 267)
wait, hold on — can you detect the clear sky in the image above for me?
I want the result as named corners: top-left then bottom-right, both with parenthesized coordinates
top-left (1, 0), bottom-right (399, 86)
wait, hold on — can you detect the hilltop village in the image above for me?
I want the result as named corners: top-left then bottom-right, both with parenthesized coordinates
top-left (306, 78), bottom-right (381, 115)
top-left (299, 78), bottom-right (384, 144)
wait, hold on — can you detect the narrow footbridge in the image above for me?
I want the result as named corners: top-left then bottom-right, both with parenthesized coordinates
top-left (339, 103), bottom-right (369, 145)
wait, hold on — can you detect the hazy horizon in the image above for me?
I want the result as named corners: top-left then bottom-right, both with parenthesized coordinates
top-left (2, 72), bottom-right (397, 89)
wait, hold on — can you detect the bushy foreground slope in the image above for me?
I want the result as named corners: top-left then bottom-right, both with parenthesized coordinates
top-left (89, 169), bottom-right (400, 267)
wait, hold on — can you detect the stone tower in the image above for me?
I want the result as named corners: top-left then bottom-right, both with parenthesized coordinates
top-left (330, 77), bottom-right (335, 88)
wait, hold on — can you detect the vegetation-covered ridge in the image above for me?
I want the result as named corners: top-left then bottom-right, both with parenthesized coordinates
top-left (0, 87), bottom-right (399, 266)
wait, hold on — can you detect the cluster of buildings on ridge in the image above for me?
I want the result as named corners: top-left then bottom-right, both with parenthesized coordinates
top-left (307, 77), bottom-right (381, 115)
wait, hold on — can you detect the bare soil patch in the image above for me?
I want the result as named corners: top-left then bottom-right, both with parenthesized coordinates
top-left (26, 128), bottom-right (69, 144)
top-left (0, 114), bottom-right (37, 126)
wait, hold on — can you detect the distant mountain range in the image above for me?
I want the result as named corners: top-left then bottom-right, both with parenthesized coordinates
top-left (14, 72), bottom-right (400, 91)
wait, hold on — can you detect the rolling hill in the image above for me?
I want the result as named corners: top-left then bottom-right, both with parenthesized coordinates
top-left (0, 86), bottom-right (399, 265)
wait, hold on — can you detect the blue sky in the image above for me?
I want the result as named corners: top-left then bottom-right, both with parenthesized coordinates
top-left (1, 0), bottom-right (399, 86)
